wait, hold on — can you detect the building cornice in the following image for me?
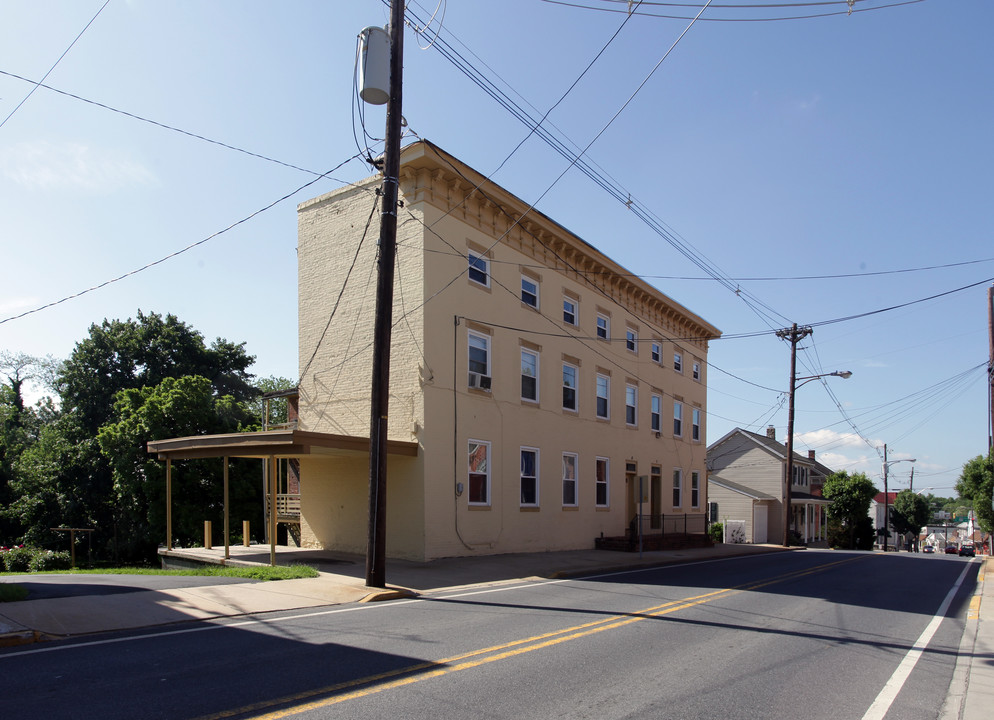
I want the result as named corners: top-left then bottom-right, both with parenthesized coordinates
top-left (397, 140), bottom-right (721, 351)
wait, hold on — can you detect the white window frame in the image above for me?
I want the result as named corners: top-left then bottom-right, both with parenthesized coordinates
top-left (651, 342), bottom-right (661, 364)
top-left (673, 402), bottom-right (683, 437)
top-left (520, 447), bottom-right (539, 507)
top-left (562, 452), bottom-right (578, 507)
top-left (468, 331), bottom-right (490, 380)
top-left (691, 471), bottom-right (700, 509)
top-left (672, 468), bottom-right (683, 509)
top-left (650, 394), bottom-right (661, 433)
top-left (626, 328), bottom-right (637, 354)
top-left (596, 374), bottom-right (610, 420)
top-left (596, 313), bottom-right (609, 340)
top-left (468, 440), bottom-right (491, 506)
top-left (468, 253), bottom-right (489, 288)
top-left (692, 408), bottom-right (701, 442)
top-left (521, 348), bottom-right (539, 403)
top-left (563, 297), bottom-right (577, 326)
top-left (562, 362), bottom-right (578, 412)
top-left (692, 361), bottom-right (701, 381)
top-left (595, 456), bottom-right (610, 507)
top-left (625, 384), bottom-right (637, 427)
top-left (521, 276), bottom-right (539, 309)
top-left (673, 352), bottom-right (683, 373)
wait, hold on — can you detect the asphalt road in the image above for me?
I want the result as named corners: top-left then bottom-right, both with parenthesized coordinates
top-left (0, 550), bottom-right (979, 720)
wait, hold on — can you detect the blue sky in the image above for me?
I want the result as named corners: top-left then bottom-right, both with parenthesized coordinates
top-left (1, 0), bottom-right (990, 495)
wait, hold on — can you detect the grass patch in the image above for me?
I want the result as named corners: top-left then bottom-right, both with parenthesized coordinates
top-left (0, 564), bottom-right (319, 582)
top-left (0, 583), bottom-right (29, 603)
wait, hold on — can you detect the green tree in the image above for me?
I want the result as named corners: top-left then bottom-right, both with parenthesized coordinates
top-left (4, 312), bottom-right (258, 561)
top-left (955, 453), bottom-right (993, 534)
top-left (0, 352), bottom-right (52, 544)
top-left (891, 490), bottom-right (932, 546)
top-left (97, 376), bottom-right (261, 559)
top-left (246, 376), bottom-right (297, 430)
top-left (57, 311), bottom-right (256, 434)
top-left (823, 471), bottom-right (878, 550)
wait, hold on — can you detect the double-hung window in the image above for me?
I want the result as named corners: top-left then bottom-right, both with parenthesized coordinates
top-left (562, 363), bottom-right (578, 411)
top-left (468, 253), bottom-right (489, 287)
top-left (691, 471), bottom-right (700, 509)
top-left (692, 408), bottom-right (701, 441)
top-left (673, 352), bottom-right (683, 373)
top-left (596, 314), bottom-right (609, 340)
top-left (520, 448), bottom-right (539, 506)
top-left (651, 342), bottom-right (661, 364)
top-left (692, 362), bottom-right (701, 381)
top-left (563, 297), bottom-right (577, 325)
top-left (650, 394), bottom-right (661, 433)
top-left (595, 457), bottom-right (609, 507)
top-left (672, 468), bottom-right (683, 508)
top-left (596, 374), bottom-right (610, 419)
top-left (673, 402), bottom-right (683, 437)
top-left (562, 453), bottom-right (578, 507)
top-left (468, 440), bottom-right (490, 505)
top-left (626, 328), bottom-right (637, 353)
top-left (521, 349), bottom-right (538, 402)
top-left (521, 276), bottom-right (539, 308)
top-left (468, 331), bottom-right (490, 384)
top-left (625, 385), bottom-right (637, 426)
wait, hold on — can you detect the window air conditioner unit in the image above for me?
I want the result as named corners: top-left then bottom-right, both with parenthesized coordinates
top-left (468, 372), bottom-right (492, 391)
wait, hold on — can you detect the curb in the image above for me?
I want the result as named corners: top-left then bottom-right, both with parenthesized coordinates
top-left (359, 587), bottom-right (419, 603)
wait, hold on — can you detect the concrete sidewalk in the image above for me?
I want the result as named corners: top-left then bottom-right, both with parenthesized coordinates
top-left (1, 546), bottom-right (990, 720)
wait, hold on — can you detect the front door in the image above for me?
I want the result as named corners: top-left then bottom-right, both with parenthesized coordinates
top-left (753, 504), bottom-right (768, 543)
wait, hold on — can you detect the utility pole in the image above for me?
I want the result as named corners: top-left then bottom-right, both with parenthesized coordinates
top-left (365, 0), bottom-right (405, 588)
top-left (776, 323), bottom-right (812, 547)
top-left (988, 284), bottom-right (993, 455)
top-left (883, 444), bottom-right (889, 552)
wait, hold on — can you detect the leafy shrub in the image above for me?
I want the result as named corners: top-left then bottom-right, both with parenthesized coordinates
top-left (708, 522), bottom-right (724, 543)
top-left (1, 546), bottom-right (34, 573)
top-left (29, 550), bottom-right (72, 572)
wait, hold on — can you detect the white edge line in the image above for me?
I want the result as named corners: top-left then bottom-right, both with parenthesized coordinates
top-left (861, 559), bottom-right (974, 720)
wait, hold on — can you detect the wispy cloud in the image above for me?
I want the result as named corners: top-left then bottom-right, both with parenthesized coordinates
top-left (0, 296), bottom-right (39, 314)
top-left (1, 140), bottom-right (156, 192)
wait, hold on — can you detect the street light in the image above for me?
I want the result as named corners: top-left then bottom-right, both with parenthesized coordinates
top-left (881, 449), bottom-right (916, 552)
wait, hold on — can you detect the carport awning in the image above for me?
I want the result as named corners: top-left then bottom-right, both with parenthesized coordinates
top-left (147, 429), bottom-right (419, 460)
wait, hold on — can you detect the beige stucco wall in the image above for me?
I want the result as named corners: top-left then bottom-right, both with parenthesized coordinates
top-left (295, 142), bottom-right (718, 561)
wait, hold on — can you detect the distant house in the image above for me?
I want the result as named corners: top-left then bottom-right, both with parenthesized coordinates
top-left (869, 492), bottom-right (900, 549)
top-left (706, 426), bottom-right (830, 545)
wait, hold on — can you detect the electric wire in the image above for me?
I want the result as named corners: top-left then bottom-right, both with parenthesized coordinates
top-left (539, 0), bottom-right (928, 22)
top-left (0, 69), bottom-right (335, 178)
top-left (0, 0), bottom-right (110, 130)
top-left (0, 153), bottom-right (364, 326)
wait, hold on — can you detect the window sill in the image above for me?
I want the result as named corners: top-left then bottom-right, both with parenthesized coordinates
top-left (520, 506), bottom-right (541, 512)
top-left (468, 504), bottom-right (491, 511)
top-left (562, 506), bottom-right (579, 511)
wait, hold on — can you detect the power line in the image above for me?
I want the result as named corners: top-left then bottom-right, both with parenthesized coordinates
top-left (539, 0), bottom-right (928, 22)
top-left (0, 69), bottom-right (332, 178)
top-left (0, 153), bottom-right (363, 326)
top-left (0, 0), bottom-right (110, 130)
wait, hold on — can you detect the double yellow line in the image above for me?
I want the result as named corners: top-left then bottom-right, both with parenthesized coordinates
top-left (202, 556), bottom-right (860, 720)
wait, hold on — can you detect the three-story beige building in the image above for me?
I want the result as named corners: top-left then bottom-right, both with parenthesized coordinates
top-left (294, 141), bottom-right (720, 561)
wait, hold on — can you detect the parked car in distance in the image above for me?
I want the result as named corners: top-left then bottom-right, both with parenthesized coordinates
top-left (959, 545), bottom-right (976, 557)
top-left (922, 545), bottom-right (934, 553)
top-left (945, 546), bottom-right (959, 554)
